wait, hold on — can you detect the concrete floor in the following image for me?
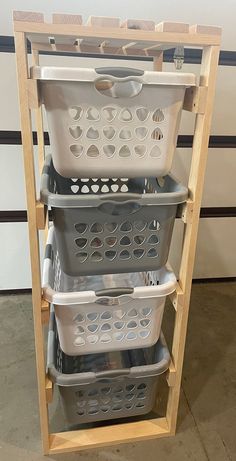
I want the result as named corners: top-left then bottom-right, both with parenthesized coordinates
top-left (0, 282), bottom-right (236, 460)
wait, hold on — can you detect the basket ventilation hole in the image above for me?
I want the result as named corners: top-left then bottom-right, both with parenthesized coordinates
top-left (90, 237), bottom-right (102, 248)
top-left (101, 178), bottom-right (109, 182)
top-left (135, 127), bottom-right (148, 140)
top-left (139, 330), bottom-right (150, 338)
top-left (88, 389), bottom-right (98, 397)
top-left (119, 128), bottom-right (132, 140)
top-left (103, 145), bottom-right (116, 157)
top-left (115, 309), bottom-right (125, 319)
top-left (114, 321), bottom-right (125, 330)
top-left (76, 252), bottom-right (88, 263)
top-left (105, 236), bottom-right (117, 247)
top-left (104, 222), bottom-right (118, 233)
top-left (134, 235), bottom-right (145, 245)
top-left (71, 178), bottom-right (78, 182)
top-left (102, 106), bottom-right (117, 122)
top-left (101, 405), bottom-right (110, 413)
top-left (126, 384), bottom-right (135, 392)
top-left (150, 146), bottom-right (161, 158)
top-left (87, 335), bottom-right (99, 344)
top-left (69, 125), bottom-right (82, 139)
top-left (74, 313), bottom-right (84, 323)
top-left (120, 184), bottom-right (128, 192)
top-left (101, 184), bottom-right (110, 193)
top-left (100, 333), bottom-right (112, 343)
top-left (91, 184), bottom-right (100, 193)
top-left (101, 323), bottom-right (112, 331)
top-left (105, 250), bottom-right (117, 261)
top-left (112, 404), bottom-right (122, 411)
top-left (127, 320), bottom-right (137, 329)
top-left (87, 145), bottom-right (99, 157)
top-left (88, 407), bottom-right (99, 415)
top-left (70, 145), bottom-right (83, 157)
top-left (75, 223), bottom-right (87, 234)
top-left (111, 184), bottom-right (119, 192)
top-left (137, 392), bottom-right (146, 400)
top-left (141, 307), bottom-right (152, 317)
top-left (81, 178), bottom-right (89, 182)
top-left (90, 223), bottom-right (103, 233)
top-left (87, 324), bottom-right (99, 333)
top-left (151, 127), bottom-right (163, 141)
top-left (75, 237), bottom-right (87, 248)
top-left (71, 185), bottom-right (79, 193)
top-left (91, 251), bottom-right (103, 262)
top-left (119, 250), bottom-right (130, 260)
top-left (75, 325), bottom-right (85, 334)
top-left (126, 393), bottom-right (135, 400)
top-left (128, 308), bottom-right (138, 318)
top-left (149, 220), bottom-right (160, 231)
top-left (87, 127), bottom-right (99, 139)
top-left (81, 185), bottom-right (90, 193)
top-left (75, 390), bottom-right (84, 398)
top-left (147, 248), bottom-right (158, 258)
top-left (74, 336), bottom-right (85, 346)
top-left (119, 145), bottom-right (131, 157)
top-left (137, 383), bottom-right (147, 390)
top-left (87, 312), bottom-right (98, 321)
top-left (113, 394), bottom-right (122, 402)
top-left (101, 387), bottom-right (111, 395)
top-left (148, 234), bottom-right (159, 244)
top-left (120, 236), bottom-right (131, 246)
top-left (113, 331), bottom-right (125, 341)
top-left (77, 409), bottom-right (85, 416)
top-left (103, 126), bottom-right (116, 140)
top-left (134, 145), bottom-right (146, 157)
top-left (86, 107), bottom-right (100, 121)
top-left (125, 403), bottom-right (133, 410)
top-left (120, 108), bottom-right (133, 121)
top-left (133, 249), bottom-right (144, 259)
top-left (136, 107), bottom-right (149, 121)
top-left (77, 400), bottom-right (86, 408)
top-left (136, 402), bottom-right (145, 408)
top-left (101, 311), bottom-right (112, 320)
top-left (152, 108), bottom-right (164, 122)
top-left (140, 318), bottom-right (151, 327)
top-left (69, 106), bottom-right (82, 121)
top-left (120, 221), bottom-right (132, 232)
top-left (134, 221), bottom-right (146, 232)
top-left (127, 331), bottom-right (137, 340)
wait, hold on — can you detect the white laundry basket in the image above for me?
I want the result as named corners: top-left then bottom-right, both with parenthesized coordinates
top-left (43, 227), bottom-right (176, 355)
top-left (32, 66), bottom-right (196, 178)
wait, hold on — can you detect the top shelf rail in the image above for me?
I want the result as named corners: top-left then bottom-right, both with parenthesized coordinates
top-left (13, 12), bottom-right (221, 58)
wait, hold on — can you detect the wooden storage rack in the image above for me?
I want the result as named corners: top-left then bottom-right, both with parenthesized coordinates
top-left (13, 11), bottom-right (221, 455)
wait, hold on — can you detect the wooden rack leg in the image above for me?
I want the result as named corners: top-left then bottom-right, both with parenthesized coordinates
top-left (166, 44), bottom-right (220, 434)
top-left (14, 31), bottom-right (50, 454)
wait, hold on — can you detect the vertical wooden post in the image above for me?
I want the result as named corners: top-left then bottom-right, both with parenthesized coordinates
top-left (14, 31), bottom-right (50, 454)
top-left (166, 44), bottom-right (220, 433)
top-left (153, 52), bottom-right (163, 71)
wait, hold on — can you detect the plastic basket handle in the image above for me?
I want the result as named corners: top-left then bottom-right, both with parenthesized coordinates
top-left (98, 201), bottom-right (141, 216)
top-left (95, 369), bottom-right (131, 379)
top-left (95, 287), bottom-right (134, 297)
top-left (95, 67), bottom-right (144, 78)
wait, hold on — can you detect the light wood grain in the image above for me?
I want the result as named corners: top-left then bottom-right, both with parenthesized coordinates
top-left (190, 24), bottom-right (222, 35)
top-left (183, 86), bottom-right (208, 114)
top-left (52, 13), bottom-right (82, 25)
top-left (13, 11), bottom-right (44, 22)
top-left (49, 418), bottom-right (169, 453)
top-left (156, 21), bottom-right (189, 33)
top-left (14, 31), bottom-right (49, 454)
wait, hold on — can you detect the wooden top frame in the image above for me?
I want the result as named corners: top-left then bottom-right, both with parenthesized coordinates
top-left (13, 12), bottom-right (221, 58)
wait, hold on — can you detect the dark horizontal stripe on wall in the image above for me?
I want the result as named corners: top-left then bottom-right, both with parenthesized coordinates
top-left (1, 35), bottom-right (236, 66)
top-left (1, 207), bottom-right (236, 223)
top-left (1, 131), bottom-right (236, 148)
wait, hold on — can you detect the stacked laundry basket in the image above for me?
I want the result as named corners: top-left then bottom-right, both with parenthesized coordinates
top-left (34, 65), bottom-right (195, 426)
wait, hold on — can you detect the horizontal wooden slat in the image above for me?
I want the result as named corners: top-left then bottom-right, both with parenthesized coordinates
top-left (156, 21), bottom-right (189, 33)
top-left (190, 24), bottom-right (222, 36)
top-left (183, 86), bottom-right (208, 114)
top-left (49, 417), bottom-right (169, 454)
top-left (13, 11), bottom-right (44, 23)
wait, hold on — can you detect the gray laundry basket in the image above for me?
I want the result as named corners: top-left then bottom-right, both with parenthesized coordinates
top-left (41, 155), bottom-right (188, 276)
top-left (32, 66), bottom-right (196, 178)
top-left (43, 227), bottom-right (176, 355)
top-left (47, 310), bottom-right (170, 426)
